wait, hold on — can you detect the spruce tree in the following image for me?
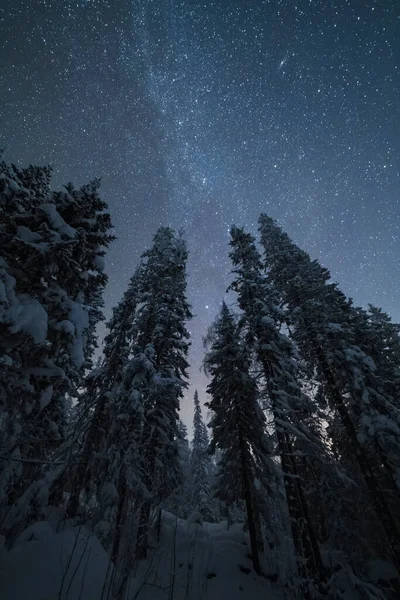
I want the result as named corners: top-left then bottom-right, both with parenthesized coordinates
top-left (190, 390), bottom-right (212, 518)
top-left (0, 161), bottom-right (113, 526)
top-left (164, 419), bottom-right (193, 519)
top-left (258, 213), bottom-right (400, 575)
top-left (351, 304), bottom-right (400, 487)
top-left (229, 226), bottom-right (328, 597)
top-left (64, 267), bottom-right (144, 546)
top-left (61, 227), bottom-right (191, 558)
top-left (204, 302), bottom-right (274, 575)
top-left (134, 227), bottom-right (192, 558)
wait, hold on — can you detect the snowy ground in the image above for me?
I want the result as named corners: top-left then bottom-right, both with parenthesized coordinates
top-left (0, 512), bottom-right (283, 600)
top-left (128, 512), bottom-right (282, 600)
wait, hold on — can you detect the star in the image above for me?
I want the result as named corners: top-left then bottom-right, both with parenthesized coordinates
top-left (0, 0), bottom-right (398, 432)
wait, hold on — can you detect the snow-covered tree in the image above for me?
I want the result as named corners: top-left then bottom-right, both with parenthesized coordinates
top-left (190, 390), bottom-right (212, 518)
top-left (134, 227), bottom-right (192, 558)
top-left (229, 226), bottom-right (328, 596)
top-left (50, 227), bottom-right (191, 557)
top-left (177, 419), bottom-right (191, 473)
top-left (164, 419), bottom-right (193, 519)
top-left (62, 267), bottom-right (144, 550)
top-left (204, 302), bottom-right (274, 575)
top-left (350, 304), bottom-right (400, 482)
top-left (258, 213), bottom-right (400, 576)
top-left (52, 179), bottom-right (113, 371)
top-left (0, 161), bottom-right (113, 525)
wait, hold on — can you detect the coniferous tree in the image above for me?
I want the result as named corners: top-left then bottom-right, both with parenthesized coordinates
top-left (258, 213), bottom-right (400, 575)
top-left (204, 302), bottom-right (274, 575)
top-left (177, 419), bottom-right (191, 473)
top-left (63, 267), bottom-right (144, 548)
top-left (57, 227), bottom-right (190, 557)
top-left (351, 304), bottom-right (400, 487)
top-left (134, 227), bottom-right (192, 558)
top-left (190, 390), bottom-right (212, 519)
top-left (0, 161), bottom-right (113, 527)
top-left (164, 419), bottom-right (193, 519)
top-left (229, 226), bottom-right (328, 597)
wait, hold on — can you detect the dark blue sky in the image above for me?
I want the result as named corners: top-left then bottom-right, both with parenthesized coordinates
top-left (1, 0), bottom-right (399, 430)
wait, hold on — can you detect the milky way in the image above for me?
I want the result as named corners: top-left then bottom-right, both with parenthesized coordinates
top-left (1, 0), bottom-right (399, 430)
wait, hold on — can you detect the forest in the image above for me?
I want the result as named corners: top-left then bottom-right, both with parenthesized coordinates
top-left (1, 159), bottom-right (400, 600)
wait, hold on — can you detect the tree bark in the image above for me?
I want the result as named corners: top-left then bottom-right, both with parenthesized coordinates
top-left (136, 501), bottom-right (151, 559)
top-left (110, 466), bottom-right (129, 565)
top-left (262, 360), bottom-right (327, 598)
top-left (66, 394), bottom-right (107, 518)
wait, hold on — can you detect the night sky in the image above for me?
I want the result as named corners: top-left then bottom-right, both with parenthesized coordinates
top-left (1, 0), bottom-right (399, 431)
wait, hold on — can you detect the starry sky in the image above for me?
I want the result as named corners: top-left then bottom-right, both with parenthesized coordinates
top-left (1, 0), bottom-right (399, 432)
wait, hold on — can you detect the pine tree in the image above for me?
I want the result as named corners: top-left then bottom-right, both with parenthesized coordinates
top-left (0, 161), bottom-right (113, 526)
top-left (190, 390), bottom-right (212, 518)
top-left (204, 302), bottom-right (274, 575)
top-left (258, 213), bottom-right (400, 575)
top-left (229, 226), bottom-right (328, 596)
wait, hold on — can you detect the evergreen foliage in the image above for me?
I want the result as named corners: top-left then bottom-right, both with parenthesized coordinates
top-left (0, 161), bottom-right (113, 523)
top-left (229, 226), bottom-right (328, 597)
top-left (63, 267), bottom-right (144, 547)
top-left (204, 302), bottom-right (274, 575)
top-left (258, 213), bottom-right (400, 577)
top-left (190, 390), bottom-right (212, 518)
top-left (132, 227), bottom-right (192, 557)
top-left (2, 156), bottom-right (400, 597)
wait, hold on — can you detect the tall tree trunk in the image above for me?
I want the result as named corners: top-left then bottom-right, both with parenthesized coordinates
top-left (238, 430), bottom-right (261, 575)
top-left (136, 501), bottom-right (151, 559)
top-left (67, 394), bottom-right (107, 517)
top-left (290, 441), bottom-right (328, 582)
top-left (262, 359), bottom-right (327, 598)
top-left (110, 466), bottom-right (129, 565)
top-left (135, 417), bottom-right (155, 560)
top-left (278, 425), bottom-right (325, 599)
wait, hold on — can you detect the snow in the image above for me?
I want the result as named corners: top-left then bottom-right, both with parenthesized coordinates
top-left (68, 298), bottom-right (90, 368)
top-left (127, 512), bottom-right (283, 600)
top-left (99, 482), bottom-right (118, 505)
top-left (28, 358), bottom-right (67, 379)
top-left (40, 203), bottom-right (77, 238)
top-left (92, 254), bottom-right (105, 272)
top-left (16, 225), bottom-right (42, 244)
top-left (7, 179), bottom-right (20, 193)
top-left (1, 259), bottom-right (48, 344)
top-left (0, 354), bottom-right (12, 366)
top-left (55, 319), bottom-right (76, 335)
top-left (39, 384), bottom-right (53, 410)
top-left (0, 512), bottom-right (283, 600)
top-left (7, 294), bottom-right (48, 344)
top-left (260, 315), bottom-right (275, 326)
top-left (0, 522), bottom-right (110, 600)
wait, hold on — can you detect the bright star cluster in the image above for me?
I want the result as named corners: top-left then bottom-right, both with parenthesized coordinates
top-left (1, 0), bottom-right (399, 429)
